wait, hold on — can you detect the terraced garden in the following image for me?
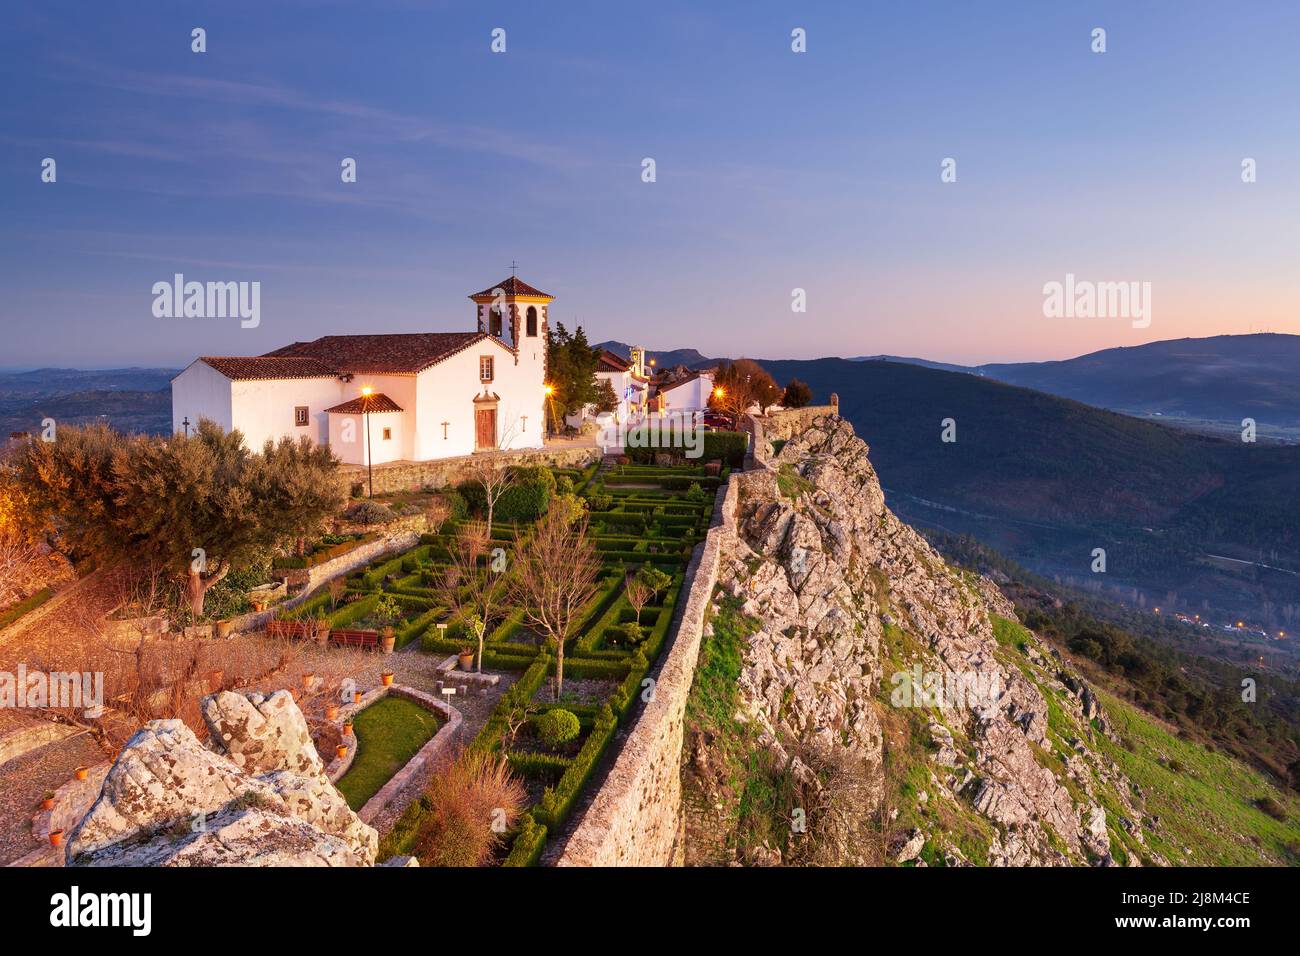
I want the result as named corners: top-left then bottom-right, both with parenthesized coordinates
top-left (276, 458), bottom-right (724, 864)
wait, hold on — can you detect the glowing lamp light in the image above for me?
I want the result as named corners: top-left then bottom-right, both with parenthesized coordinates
top-left (360, 386), bottom-right (373, 397)
top-left (714, 387), bottom-right (724, 398)
top-left (544, 384), bottom-right (555, 396)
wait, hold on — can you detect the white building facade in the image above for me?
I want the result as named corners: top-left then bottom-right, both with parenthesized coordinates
top-left (171, 277), bottom-right (553, 465)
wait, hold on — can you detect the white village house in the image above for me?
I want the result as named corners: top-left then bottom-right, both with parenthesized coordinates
top-left (171, 277), bottom-right (554, 465)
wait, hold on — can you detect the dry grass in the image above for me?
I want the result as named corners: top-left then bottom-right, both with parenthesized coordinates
top-left (412, 751), bottom-right (527, 867)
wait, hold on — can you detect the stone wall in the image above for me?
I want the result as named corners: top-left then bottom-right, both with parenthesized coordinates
top-left (745, 404), bottom-right (839, 458)
top-left (335, 443), bottom-right (601, 497)
top-left (554, 476), bottom-right (740, 866)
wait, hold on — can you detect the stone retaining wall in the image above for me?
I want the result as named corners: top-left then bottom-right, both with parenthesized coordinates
top-left (336, 443), bottom-right (601, 497)
top-left (554, 476), bottom-right (740, 866)
top-left (745, 405), bottom-right (838, 461)
top-left (323, 683), bottom-right (463, 827)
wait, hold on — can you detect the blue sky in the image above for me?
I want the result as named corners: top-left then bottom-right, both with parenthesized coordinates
top-left (3, 0), bottom-right (1299, 368)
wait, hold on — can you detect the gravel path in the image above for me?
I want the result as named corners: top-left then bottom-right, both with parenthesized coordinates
top-left (0, 732), bottom-right (104, 865)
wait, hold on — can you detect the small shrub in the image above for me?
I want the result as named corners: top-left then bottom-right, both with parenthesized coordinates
top-left (1254, 796), bottom-right (1288, 822)
top-left (343, 501), bottom-right (396, 525)
top-left (555, 475), bottom-right (574, 495)
top-left (534, 708), bottom-right (580, 748)
top-left (685, 482), bottom-right (707, 502)
top-left (587, 494), bottom-right (613, 512)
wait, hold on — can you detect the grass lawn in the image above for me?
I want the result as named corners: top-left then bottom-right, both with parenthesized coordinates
top-left (335, 696), bottom-right (442, 811)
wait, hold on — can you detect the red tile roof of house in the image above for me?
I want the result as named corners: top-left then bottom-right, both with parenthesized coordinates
top-left (263, 331), bottom-right (489, 374)
top-left (324, 393), bottom-right (404, 414)
top-left (597, 350), bottom-right (630, 372)
top-left (468, 276), bottom-right (553, 300)
top-left (199, 356), bottom-right (338, 380)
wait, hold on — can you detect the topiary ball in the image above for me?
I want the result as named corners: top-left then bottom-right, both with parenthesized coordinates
top-left (534, 708), bottom-right (581, 748)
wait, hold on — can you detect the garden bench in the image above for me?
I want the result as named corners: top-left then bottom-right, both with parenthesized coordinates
top-left (265, 619), bottom-right (315, 641)
top-left (330, 628), bottom-right (380, 650)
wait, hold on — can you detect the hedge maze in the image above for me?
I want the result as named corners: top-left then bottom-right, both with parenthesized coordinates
top-left (338, 458), bottom-right (725, 865)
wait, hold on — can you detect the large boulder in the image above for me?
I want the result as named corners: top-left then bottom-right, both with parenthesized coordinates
top-left (201, 690), bottom-right (324, 777)
top-left (66, 691), bottom-right (377, 867)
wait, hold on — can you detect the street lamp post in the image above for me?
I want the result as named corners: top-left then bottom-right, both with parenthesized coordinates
top-left (360, 387), bottom-right (374, 498)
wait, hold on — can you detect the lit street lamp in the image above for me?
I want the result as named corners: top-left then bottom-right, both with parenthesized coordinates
top-left (360, 387), bottom-right (375, 498)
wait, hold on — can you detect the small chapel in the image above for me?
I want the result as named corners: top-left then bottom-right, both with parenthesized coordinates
top-left (170, 277), bottom-right (552, 465)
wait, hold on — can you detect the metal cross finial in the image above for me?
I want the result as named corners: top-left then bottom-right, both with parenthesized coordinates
top-left (509, 259), bottom-right (519, 277)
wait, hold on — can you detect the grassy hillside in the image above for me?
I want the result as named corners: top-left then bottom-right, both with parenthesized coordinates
top-left (760, 357), bottom-right (1300, 633)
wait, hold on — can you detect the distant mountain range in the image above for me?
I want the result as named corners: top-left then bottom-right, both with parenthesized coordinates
top-left (758, 356), bottom-right (1300, 635)
top-left (972, 334), bottom-right (1300, 431)
top-left (605, 333), bottom-right (1300, 435)
top-left (0, 367), bottom-right (176, 438)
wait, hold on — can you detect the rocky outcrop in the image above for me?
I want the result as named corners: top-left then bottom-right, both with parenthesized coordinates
top-left (66, 690), bottom-right (377, 867)
top-left (687, 414), bottom-right (1158, 867)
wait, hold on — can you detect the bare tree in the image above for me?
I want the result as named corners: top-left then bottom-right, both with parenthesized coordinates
top-left (440, 520), bottom-right (509, 672)
top-left (465, 411), bottom-right (525, 530)
top-left (624, 573), bottom-right (651, 627)
top-left (508, 509), bottom-right (602, 699)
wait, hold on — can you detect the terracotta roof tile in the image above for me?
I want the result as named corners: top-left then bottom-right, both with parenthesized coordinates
top-left (263, 331), bottom-right (487, 374)
top-left (200, 356), bottom-right (337, 380)
top-left (468, 276), bottom-right (553, 299)
top-left (597, 350), bottom-right (630, 372)
top-left (324, 393), bottom-right (404, 414)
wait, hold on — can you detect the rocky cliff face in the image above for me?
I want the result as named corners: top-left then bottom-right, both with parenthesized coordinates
top-left (685, 415), bottom-right (1160, 866)
top-left (66, 690), bottom-right (379, 867)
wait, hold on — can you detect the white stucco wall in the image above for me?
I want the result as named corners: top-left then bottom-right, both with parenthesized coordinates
top-left (174, 334), bottom-right (544, 463)
top-left (413, 338), bottom-right (545, 459)
top-left (660, 373), bottom-right (714, 414)
top-left (171, 360), bottom-right (234, 435)
top-left (328, 410), bottom-right (405, 465)
top-left (229, 377), bottom-right (347, 451)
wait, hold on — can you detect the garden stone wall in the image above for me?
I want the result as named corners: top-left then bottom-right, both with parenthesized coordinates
top-left (554, 476), bottom-right (740, 867)
top-left (744, 404), bottom-right (839, 462)
top-left (229, 529), bottom-right (420, 636)
top-left (335, 444), bottom-right (601, 497)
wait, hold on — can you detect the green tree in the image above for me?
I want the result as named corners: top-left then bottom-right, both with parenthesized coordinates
top-left (251, 435), bottom-right (345, 556)
top-left (782, 378), bottom-right (813, 408)
top-left (545, 322), bottom-right (601, 430)
top-left (14, 419), bottom-right (343, 617)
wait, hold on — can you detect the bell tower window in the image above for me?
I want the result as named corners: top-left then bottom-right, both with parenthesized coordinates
top-left (489, 308), bottom-right (503, 337)
top-left (526, 306), bottom-right (538, 337)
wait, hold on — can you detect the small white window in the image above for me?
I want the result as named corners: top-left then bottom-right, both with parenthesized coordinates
top-left (480, 356), bottom-right (494, 382)
top-left (294, 406), bottom-right (309, 427)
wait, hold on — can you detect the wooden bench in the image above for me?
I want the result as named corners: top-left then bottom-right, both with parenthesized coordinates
top-left (265, 619), bottom-right (315, 641)
top-left (330, 628), bottom-right (380, 650)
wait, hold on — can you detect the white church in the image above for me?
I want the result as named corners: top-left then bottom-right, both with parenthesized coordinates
top-left (171, 277), bottom-right (553, 465)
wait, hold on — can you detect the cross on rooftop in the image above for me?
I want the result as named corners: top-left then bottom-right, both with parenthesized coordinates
top-left (509, 259), bottom-right (519, 276)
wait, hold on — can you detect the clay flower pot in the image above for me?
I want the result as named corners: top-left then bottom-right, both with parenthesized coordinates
top-left (215, 619), bottom-right (234, 640)
top-left (302, 673), bottom-right (316, 691)
top-left (48, 830), bottom-right (64, 848)
top-left (40, 795), bottom-right (55, 811)
top-left (73, 767), bottom-right (88, 782)
top-left (335, 744), bottom-right (348, 760)
top-left (342, 722), bottom-right (353, 738)
top-left (381, 672), bottom-right (395, 687)
top-left (381, 633), bottom-right (396, 655)
top-left (352, 690), bottom-right (363, 704)
top-left (325, 704), bottom-right (339, 721)
top-left (458, 650), bottom-right (475, 671)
